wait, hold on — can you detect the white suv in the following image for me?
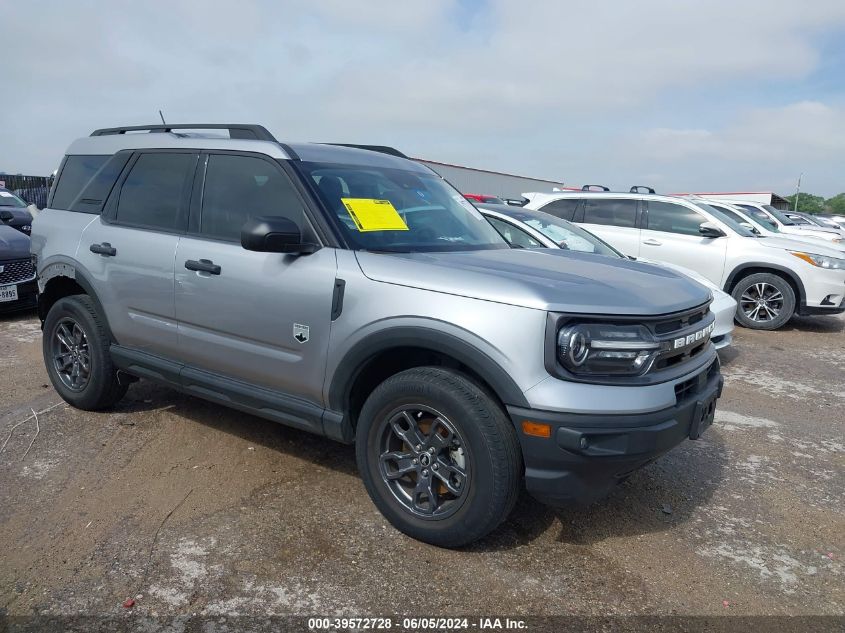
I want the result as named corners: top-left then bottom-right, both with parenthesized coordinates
top-left (523, 191), bottom-right (845, 330)
top-left (717, 199), bottom-right (845, 243)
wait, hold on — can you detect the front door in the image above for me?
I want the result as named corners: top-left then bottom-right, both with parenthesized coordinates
top-left (174, 152), bottom-right (337, 407)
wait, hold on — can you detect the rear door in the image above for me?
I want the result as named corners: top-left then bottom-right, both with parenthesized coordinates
top-left (640, 200), bottom-right (727, 285)
top-left (577, 197), bottom-right (642, 257)
top-left (174, 152), bottom-right (337, 406)
top-left (77, 150), bottom-right (197, 357)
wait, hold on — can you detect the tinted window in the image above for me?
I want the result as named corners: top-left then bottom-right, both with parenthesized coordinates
top-left (539, 198), bottom-right (580, 221)
top-left (487, 217), bottom-right (542, 248)
top-left (115, 153), bottom-right (196, 231)
top-left (646, 201), bottom-right (705, 236)
top-left (51, 155), bottom-right (109, 210)
top-left (69, 152), bottom-right (132, 214)
top-left (200, 154), bottom-right (305, 240)
top-left (582, 199), bottom-right (637, 228)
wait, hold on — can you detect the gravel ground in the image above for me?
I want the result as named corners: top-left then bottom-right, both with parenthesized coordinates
top-left (0, 310), bottom-right (842, 630)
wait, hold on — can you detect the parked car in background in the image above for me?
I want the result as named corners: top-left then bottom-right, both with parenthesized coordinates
top-left (463, 193), bottom-right (506, 205)
top-left (478, 203), bottom-right (735, 349)
top-left (0, 188), bottom-right (34, 235)
top-left (818, 214), bottom-right (845, 230)
top-left (523, 189), bottom-right (845, 330)
top-left (704, 200), bottom-right (845, 256)
top-left (0, 223), bottom-right (37, 314)
top-left (31, 123), bottom-right (724, 547)
top-left (716, 199), bottom-right (845, 243)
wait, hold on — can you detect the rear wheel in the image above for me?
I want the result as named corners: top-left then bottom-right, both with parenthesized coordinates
top-left (356, 367), bottom-right (521, 547)
top-left (731, 273), bottom-right (795, 330)
top-left (43, 295), bottom-right (128, 410)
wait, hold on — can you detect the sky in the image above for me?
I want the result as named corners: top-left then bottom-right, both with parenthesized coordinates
top-left (3, 0), bottom-right (845, 197)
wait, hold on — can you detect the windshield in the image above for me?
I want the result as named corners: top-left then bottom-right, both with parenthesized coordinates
top-left (0, 190), bottom-right (27, 208)
top-left (298, 162), bottom-right (508, 252)
top-left (696, 204), bottom-right (757, 237)
top-left (735, 204), bottom-right (779, 231)
top-left (761, 204), bottom-right (796, 225)
top-left (515, 210), bottom-right (622, 257)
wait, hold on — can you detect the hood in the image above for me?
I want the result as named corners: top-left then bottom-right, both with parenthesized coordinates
top-left (355, 248), bottom-right (711, 315)
top-left (0, 224), bottom-right (31, 260)
top-left (754, 235), bottom-right (845, 258)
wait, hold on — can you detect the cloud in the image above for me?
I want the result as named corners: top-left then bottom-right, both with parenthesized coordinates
top-left (2, 1), bottom-right (845, 195)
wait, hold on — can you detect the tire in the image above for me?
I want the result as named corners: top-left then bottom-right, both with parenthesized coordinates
top-left (731, 272), bottom-right (795, 330)
top-left (42, 294), bottom-right (128, 410)
top-left (356, 367), bottom-right (522, 547)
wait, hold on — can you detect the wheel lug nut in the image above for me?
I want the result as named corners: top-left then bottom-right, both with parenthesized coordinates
top-left (415, 444), bottom-right (421, 451)
top-left (428, 447), bottom-right (435, 454)
top-left (412, 458), bottom-right (418, 464)
top-left (432, 464), bottom-right (438, 470)
top-left (422, 469), bottom-right (429, 477)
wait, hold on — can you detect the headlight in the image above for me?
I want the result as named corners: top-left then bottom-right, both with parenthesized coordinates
top-left (558, 323), bottom-right (661, 376)
top-left (790, 251), bottom-right (845, 270)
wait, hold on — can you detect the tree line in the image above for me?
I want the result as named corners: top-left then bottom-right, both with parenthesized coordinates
top-left (783, 192), bottom-right (845, 215)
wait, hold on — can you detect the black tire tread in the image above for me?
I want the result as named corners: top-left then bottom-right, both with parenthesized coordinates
top-left (43, 294), bottom-right (127, 410)
top-left (357, 366), bottom-right (522, 547)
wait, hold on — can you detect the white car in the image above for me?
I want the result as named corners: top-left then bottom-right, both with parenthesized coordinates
top-left (478, 204), bottom-right (736, 348)
top-left (522, 190), bottom-right (845, 330)
top-left (716, 199), bottom-right (845, 243)
top-left (703, 200), bottom-right (845, 257)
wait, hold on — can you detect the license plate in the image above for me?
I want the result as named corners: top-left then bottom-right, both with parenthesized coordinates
top-left (0, 284), bottom-right (18, 302)
top-left (690, 392), bottom-right (717, 440)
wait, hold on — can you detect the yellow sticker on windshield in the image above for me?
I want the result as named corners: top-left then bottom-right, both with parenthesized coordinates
top-left (341, 198), bottom-right (409, 232)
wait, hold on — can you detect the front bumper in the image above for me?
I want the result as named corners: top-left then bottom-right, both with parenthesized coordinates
top-left (0, 278), bottom-right (37, 314)
top-left (800, 269), bottom-right (845, 315)
top-left (509, 359), bottom-right (723, 506)
top-left (710, 292), bottom-right (736, 349)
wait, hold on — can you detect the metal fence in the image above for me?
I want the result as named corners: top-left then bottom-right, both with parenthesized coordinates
top-left (0, 174), bottom-right (53, 209)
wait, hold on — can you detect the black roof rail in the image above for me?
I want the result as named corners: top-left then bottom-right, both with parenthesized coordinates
top-left (581, 184), bottom-right (610, 192)
top-left (322, 143), bottom-right (408, 158)
top-left (90, 124), bottom-right (278, 142)
top-left (630, 185), bottom-right (656, 194)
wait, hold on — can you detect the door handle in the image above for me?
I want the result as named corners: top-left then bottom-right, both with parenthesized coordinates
top-left (185, 259), bottom-right (221, 275)
top-left (89, 242), bottom-right (117, 256)
top-left (642, 238), bottom-right (662, 246)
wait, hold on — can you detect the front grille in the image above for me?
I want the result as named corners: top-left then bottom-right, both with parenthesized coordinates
top-left (653, 306), bottom-right (708, 334)
top-left (0, 259), bottom-right (35, 285)
top-left (674, 360), bottom-right (720, 402)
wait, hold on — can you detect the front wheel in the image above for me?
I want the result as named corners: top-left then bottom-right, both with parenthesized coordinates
top-left (356, 367), bottom-right (522, 547)
top-left (731, 273), bottom-right (795, 330)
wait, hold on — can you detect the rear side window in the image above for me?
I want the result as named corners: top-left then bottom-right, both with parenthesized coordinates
top-left (199, 153), bottom-right (305, 241)
top-left (645, 201), bottom-right (705, 236)
top-left (115, 153), bottom-right (197, 231)
top-left (68, 152), bottom-right (131, 214)
top-left (582, 199), bottom-right (637, 228)
top-left (539, 198), bottom-right (580, 221)
top-left (487, 217), bottom-right (542, 248)
top-left (51, 155), bottom-right (109, 210)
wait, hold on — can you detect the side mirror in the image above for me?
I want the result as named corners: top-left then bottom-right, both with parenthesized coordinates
top-left (739, 222), bottom-right (759, 234)
top-left (0, 210), bottom-right (13, 222)
top-left (241, 216), bottom-right (319, 254)
top-left (699, 222), bottom-right (725, 239)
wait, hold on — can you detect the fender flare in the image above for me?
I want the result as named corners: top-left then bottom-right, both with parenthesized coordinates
top-left (39, 262), bottom-right (116, 342)
top-left (327, 326), bottom-right (530, 412)
top-left (723, 262), bottom-right (806, 305)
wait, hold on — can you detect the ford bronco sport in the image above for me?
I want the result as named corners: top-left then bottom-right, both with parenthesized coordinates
top-left (32, 124), bottom-right (722, 547)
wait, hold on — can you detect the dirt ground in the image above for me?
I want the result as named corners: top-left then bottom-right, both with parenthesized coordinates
top-left (0, 310), bottom-right (842, 629)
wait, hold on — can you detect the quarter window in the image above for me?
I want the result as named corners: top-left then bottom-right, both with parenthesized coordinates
top-left (200, 154), bottom-right (305, 241)
top-left (51, 155), bottom-right (109, 210)
top-left (645, 201), bottom-right (705, 236)
top-left (115, 153), bottom-right (196, 231)
top-left (582, 199), bottom-right (637, 228)
top-left (539, 198), bottom-right (580, 221)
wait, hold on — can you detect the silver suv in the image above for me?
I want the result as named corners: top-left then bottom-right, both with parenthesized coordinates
top-left (32, 124), bottom-right (723, 546)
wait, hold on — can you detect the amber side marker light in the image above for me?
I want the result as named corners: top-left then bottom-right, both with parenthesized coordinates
top-left (522, 421), bottom-right (552, 438)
